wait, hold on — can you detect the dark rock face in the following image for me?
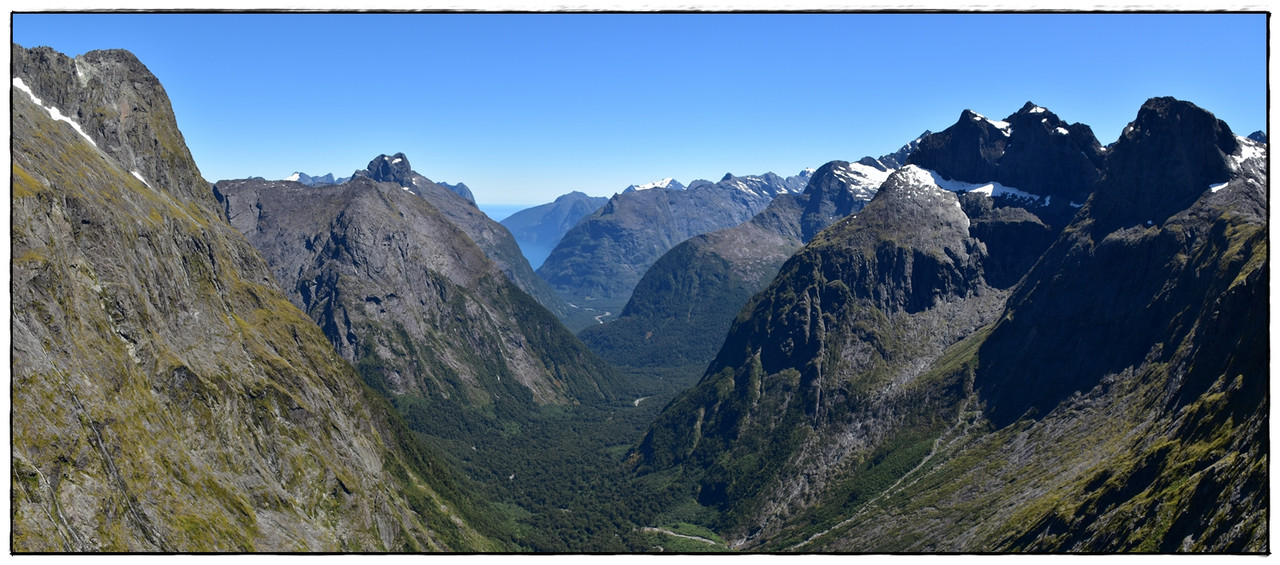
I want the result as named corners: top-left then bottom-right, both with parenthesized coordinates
top-left (1087, 97), bottom-right (1239, 234)
top-left (906, 103), bottom-right (1105, 291)
top-left (975, 97), bottom-right (1257, 426)
top-left (909, 102), bottom-right (1104, 204)
top-left (355, 152), bottom-right (416, 187)
top-left (11, 44), bottom-right (496, 551)
top-left (1247, 130), bottom-right (1267, 143)
top-left (908, 109), bottom-right (1010, 183)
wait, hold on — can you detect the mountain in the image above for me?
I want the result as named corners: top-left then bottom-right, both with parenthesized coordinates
top-left (631, 98), bottom-right (1267, 552)
top-left (500, 191), bottom-right (609, 269)
top-left (11, 44), bottom-right (502, 551)
top-left (623, 177), bottom-right (686, 193)
top-left (438, 180), bottom-right (476, 203)
top-left (216, 173), bottom-right (625, 437)
top-left (578, 159), bottom-right (891, 371)
top-left (347, 152), bottom-right (576, 322)
top-left (283, 171), bottom-right (350, 186)
top-left (536, 169), bottom-right (813, 319)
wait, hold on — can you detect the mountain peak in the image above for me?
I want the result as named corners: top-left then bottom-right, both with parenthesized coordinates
top-left (1089, 96), bottom-right (1240, 232)
top-left (1016, 101), bottom-right (1050, 115)
top-left (356, 152), bottom-right (415, 187)
top-left (624, 177), bottom-right (684, 192)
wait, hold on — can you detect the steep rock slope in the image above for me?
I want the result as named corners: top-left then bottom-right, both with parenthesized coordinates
top-left (11, 44), bottom-right (499, 552)
top-left (634, 164), bottom-right (1007, 534)
top-left (536, 170), bottom-right (812, 313)
top-left (803, 98), bottom-right (1269, 553)
top-left (347, 153), bottom-right (573, 321)
top-left (907, 102), bottom-right (1105, 288)
top-left (216, 175), bottom-right (624, 428)
top-left (633, 98), bottom-right (1267, 552)
top-left (500, 191), bottom-right (608, 269)
top-left (579, 160), bottom-right (890, 370)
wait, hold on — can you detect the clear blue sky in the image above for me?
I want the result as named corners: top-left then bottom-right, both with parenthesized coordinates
top-left (12, 12), bottom-right (1268, 206)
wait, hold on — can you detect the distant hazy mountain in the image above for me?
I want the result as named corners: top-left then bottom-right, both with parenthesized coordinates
top-left (437, 180), bottom-right (476, 204)
top-left (500, 191), bottom-right (609, 269)
top-left (536, 169), bottom-right (813, 319)
top-left (283, 171), bottom-right (351, 186)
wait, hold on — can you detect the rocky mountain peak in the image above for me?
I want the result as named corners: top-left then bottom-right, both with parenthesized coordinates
top-left (356, 152), bottom-right (415, 187)
top-left (909, 103), bottom-right (1102, 204)
top-left (11, 44), bottom-right (210, 206)
top-left (1088, 97), bottom-right (1240, 233)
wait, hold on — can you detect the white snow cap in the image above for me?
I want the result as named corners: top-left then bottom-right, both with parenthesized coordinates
top-left (631, 178), bottom-right (676, 191)
top-left (900, 165), bottom-right (1044, 205)
top-left (284, 172), bottom-right (302, 182)
top-left (13, 77), bottom-right (98, 148)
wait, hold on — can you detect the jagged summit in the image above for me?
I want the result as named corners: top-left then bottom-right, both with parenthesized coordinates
top-left (1086, 96), bottom-right (1242, 234)
top-left (355, 152), bottom-right (415, 188)
top-left (909, 103), bottom-right (1103, 204)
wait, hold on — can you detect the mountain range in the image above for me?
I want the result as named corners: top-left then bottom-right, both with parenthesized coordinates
top-left (631, 97), bottom-right (1268, 551)
top-left (283, 171), bottom-right (350, 186)
top-left (535, 169), bottom-right (814, 320)
top-left (577, 135), bottom-right (922, 372)
top-left (10, 40), bottom-right (1267, 554)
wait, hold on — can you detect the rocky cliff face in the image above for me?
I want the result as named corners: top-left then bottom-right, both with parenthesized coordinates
top-left (634, 164), bottom-right (1007, 534)
top-left (216, 174), bottom-right (623, 418)
top-left (632, 98), bottom-right (1267, 552)
top-left (11, 44), bottom-right (499, 551)
top-left (350, 152), bottom-right (572, 321)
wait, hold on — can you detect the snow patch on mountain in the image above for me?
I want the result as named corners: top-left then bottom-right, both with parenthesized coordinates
top-left (912, 165), bottom-right (1042, 204)
top-left (130, 170), bottom-right (152, 188)
top-left (971, 111), bottom-right (1012, 136)
top-left (629, 177), bottom-right (678, 191)
top-left (833, 161), bottom-right (893, 199)
top-left (13, 77), bottom-right (98, 148)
